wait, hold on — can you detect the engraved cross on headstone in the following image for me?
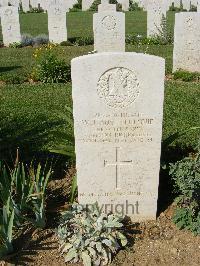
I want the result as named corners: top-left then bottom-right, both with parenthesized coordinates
top-left (104, 147), bottom-right (132, 190)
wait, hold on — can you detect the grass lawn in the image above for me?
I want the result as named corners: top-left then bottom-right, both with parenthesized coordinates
top-left (0, 81), bottom-right (199, 160)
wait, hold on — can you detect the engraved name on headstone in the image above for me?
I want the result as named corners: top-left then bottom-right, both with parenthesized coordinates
top-left (72, 52), bottom-right (165, 221)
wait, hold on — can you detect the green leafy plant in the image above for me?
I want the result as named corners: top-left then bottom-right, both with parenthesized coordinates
top-left (169, 148), bottom-right (200, 235)
top-left (173, 70), bottom-right (200, 82)
top-left (0, 161), bottom-right (15, 257)
top-left (12, 162), bottom-right (52, 228)
top-left (60, 41), bottom-right (73, 46)
top-left (154, 14), bottom-right (173, 45)
top-left (0, 158), bottom-right (52, 257)
top-left (129, 0), bottom-right (143, 11)
top-left (0, 208), bottom-right (15, 257)
top-left (9, 42), bottom-right (22, 48)
top-left (28, 7), bottom-right (44, 13)
top-left (89, 0), bottom-right (122, 11)
top-left (33, 34), bottom-right (49, 46)
top-left (69, 0), bottom-right (82, 11)
top-left (57, 203), bottom-right (127, 265)
top-left (32, 44), bottom-right (71, 83)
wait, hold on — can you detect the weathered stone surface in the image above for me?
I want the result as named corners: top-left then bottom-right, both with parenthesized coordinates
top-left (72, 52), bottom-right (165, 221)
top-left (173, 12), bottom-right (200, 72)
top-left (0, 0), bottom-right (8, 7)
top-left (93, 8), bottom-right (125, 52)
top-left (48, 4), bottom-right (67, 43)
top-left (147, 0), bottom-right (167, 38)
top-left (82, 0), bottom-right (94, 10)
top-left (0, 6), bottom-right (21, 46)
top-left (21, 0), bottom-right (30, 12)
top-left (98, 0), bottom-right (116, 12)
top-left (118, 0), bottom-right (129, 11)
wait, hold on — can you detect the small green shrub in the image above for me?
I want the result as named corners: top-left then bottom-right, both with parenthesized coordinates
top-left (28, 7), bottom-right (44, 13)
top-left (60, 41), bottom-right (73, 46)
top-left (69, 0), bottom-right (82, 11)
top-left (9, 42), bottom-right (22, 48)
top-left (89, 0), bottom-right (122, 11)
top-left (129, 0), bottom-right (143, 11)
top-left (169, 149), bottom-right (200, 235)
top-left (0, 158), bottom-right (52, 257)
top-left (0, 41), bottom-right (4, 48)
top-left (32, 44), bottom-right (71, 83)
top-left (21, 34), bottom-right (34, 47)
top-left (33, 34), bottom-right (49, 46)
top-left (173, 70), bottom-right (200, 82)
top-left (57, 203), bottom-right (127, 265)
top-left (190, 5), bottom-right (197, 11)
top-left (68, 36), bottom-right (94, 46)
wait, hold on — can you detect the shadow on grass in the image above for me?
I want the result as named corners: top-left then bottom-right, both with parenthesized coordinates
top-left (0, 114), bottom-right (73, 162)
top-left (0, 66), bottom-right (22, 73)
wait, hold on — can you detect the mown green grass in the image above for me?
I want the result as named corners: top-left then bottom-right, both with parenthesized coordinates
top-left (0, 81), bottom-right (199, 160)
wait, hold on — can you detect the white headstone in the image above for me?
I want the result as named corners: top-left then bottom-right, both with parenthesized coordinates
top-left (30, 0), bottom-right (38, 8)
top-left (21, 0), bottom-right (30, 12)
top-left (197, 0), bottom-right (200, 11)
top-left (0, 0), bottom-right (8, 7)
top-left (9, 0), bottom-right (20, 8)
top-left (48, 4), bottom-right (67, 43)
top-left (147, 0), bottom-right (167, 38)
top-left (93, 2), bottom-right (125, 52)
top-left (117, 0), bottom-right (129, 11)
top-left (173, 12), bottom-right (200, 72)
top-left (0, 6), bottom-right (21, 46)
top-left (182, 0), bottom-right (190, 10)
top-left (173, 0), bottom-right (180, 8)
top-left (72, 52), bottom-right (165, 221)
top-left (82, 0), bottom-right (94, 11)
top-left (98, 0), bottom-right (116, 11)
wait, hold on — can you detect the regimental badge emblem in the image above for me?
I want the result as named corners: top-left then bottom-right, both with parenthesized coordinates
top-left (97, 67), bottom-right (140, 108)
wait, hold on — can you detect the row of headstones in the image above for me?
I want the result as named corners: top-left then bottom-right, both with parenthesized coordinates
top-left (0, 4), bottom-right (69, 45)
top-left (1, 0), bottom-right (200, 64)
top-left (0, 0), bottom-right (198, 12)
top-left (0, 0), bottom-right (77, 12)
top-left (0, 0), bottom-right (130, 12)
top-left (72, 0), bottom-right (200, 221)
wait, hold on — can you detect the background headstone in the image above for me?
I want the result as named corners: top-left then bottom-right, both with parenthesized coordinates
top-left (173, 12), bottom-right (200, 72)
top-left (0, 0), bottom-right (8, 7)
top-left (147, 0), bottom-right (167, 38)
top-left (93, 2), bottom-right (125, 52)
top-left (48, 4), bottom-right (67, 43)
top-left (30, 0), bottom-right (38, 8)
top-left (82, 0), bottom-right (94, 10)
top-left (0, 6), bottom-right (21, 46)
top-left (98, 0), bottom-right (116, 11)
top-left (21, 0), bottom-right (30, 12)
top-left (72, 52), bottom-right (165, 221)
top-left (182, 0), bottom-right (190, 10)
top-left (118, 0), bottom-right (129, 11)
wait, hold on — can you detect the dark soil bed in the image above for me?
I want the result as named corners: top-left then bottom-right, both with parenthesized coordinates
top-left (1, 168), bottom-right (200, 266)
